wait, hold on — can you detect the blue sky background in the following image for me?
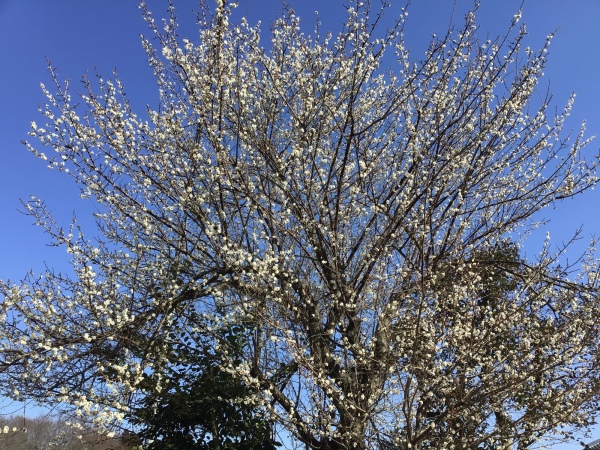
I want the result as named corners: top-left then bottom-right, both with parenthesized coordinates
top-left (0, 0), bottom-right (598, 447)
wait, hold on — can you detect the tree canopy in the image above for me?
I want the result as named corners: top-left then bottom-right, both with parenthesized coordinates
top-left (1, 1), bottom-right (599, 449)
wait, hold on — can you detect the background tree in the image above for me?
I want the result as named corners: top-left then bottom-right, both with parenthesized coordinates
top-left (0, 415), bottom-right (132, 450)
top-left (129, 320), bottom-right (281, 449)
top-left (1, 1), bottom-right (600, 449)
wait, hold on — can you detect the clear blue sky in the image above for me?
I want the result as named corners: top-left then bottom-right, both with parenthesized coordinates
top-left (0, 0), bottom-right (599, 447)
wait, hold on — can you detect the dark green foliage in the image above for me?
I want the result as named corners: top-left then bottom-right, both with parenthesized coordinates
top-left (129, 324), bottom-right (280, 450)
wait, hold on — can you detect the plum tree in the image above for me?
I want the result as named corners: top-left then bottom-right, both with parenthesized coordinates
top-left (1, 1), bottom-right (599, 449)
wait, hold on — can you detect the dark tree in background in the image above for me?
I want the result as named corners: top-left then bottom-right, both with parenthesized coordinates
top-left (130, 323), bottom-right (280, 449)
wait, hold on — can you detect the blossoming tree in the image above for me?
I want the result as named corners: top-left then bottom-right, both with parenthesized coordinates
top-left (1, 1), bottom-right (600, 449)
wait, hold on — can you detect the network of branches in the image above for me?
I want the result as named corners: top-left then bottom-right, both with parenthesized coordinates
top-left (1, 1), bottom-right (599, 449)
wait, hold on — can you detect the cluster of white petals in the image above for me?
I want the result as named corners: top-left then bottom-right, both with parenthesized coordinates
top-left (1, 1), bottom-right (599, 449)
